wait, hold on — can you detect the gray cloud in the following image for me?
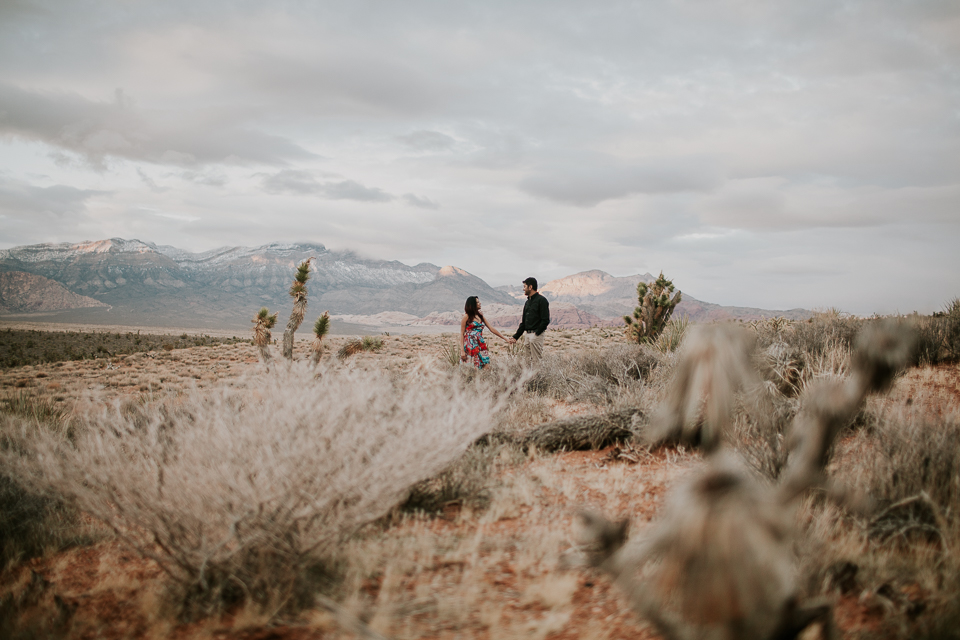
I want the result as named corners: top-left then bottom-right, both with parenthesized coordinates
top-left (0, 175), bottom-right (106, 246)
top-left (323, 180), bottom-right (393, 202)
top-left (260, 169), bottom-right (323, 196)
top-left (700, 179), bottom-right (960, 231)
top-left (397, 130), bottom-right (456, 152)
top-left (519, 154), bottom-right (723, 207)
top-left (177, 170), bottom-right (228, 187)
top-left (260, 170), bottom-right (394, 202)
top-left (402, 193), bottom-right (440, 209)
top-left (0, 83), bottom-right (315, 168)
top-left (0, 175), bottom-right (104, 217)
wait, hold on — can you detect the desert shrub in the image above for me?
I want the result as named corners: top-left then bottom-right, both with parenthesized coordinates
top-left (763, 311), bottom-right (863, 359)
top-left (0, 400), bottom-right (90, 568)
top-left (914, 299), bottom-right (960, 365)
top-left (843, 407), bottom-right (960, 522)
top-left (521, 345), bottom-right (662, 403)
top-left (0, 392), bottom-right (68, 429)
top-left (401, 440), bottom-right (523, 514)
top-left (337, 336), bottom-right (384, 359)
top-left (652, 316), bottom-right (689, 354)
top-left (0, 329), bottom-right (244, 368)
top-left (437, 339), bottom-right (462, 368)
top-left (0, 468), bottom-right (81, 569)
top-left (794, 407), bottom-right (960, 638)
top-left (2, 362), bottom-right (514, 618)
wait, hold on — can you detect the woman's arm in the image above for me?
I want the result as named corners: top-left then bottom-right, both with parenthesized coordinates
top-left (460, 314), bottom-right (469, 361)
top-left (481, 314), bottom-right (509, 341)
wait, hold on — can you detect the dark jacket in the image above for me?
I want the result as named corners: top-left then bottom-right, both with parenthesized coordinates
top-left (513, 292), bottom-right (550, 339)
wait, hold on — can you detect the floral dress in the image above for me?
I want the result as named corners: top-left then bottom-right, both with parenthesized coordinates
top-left (463, 319), bottom-right (490, 369)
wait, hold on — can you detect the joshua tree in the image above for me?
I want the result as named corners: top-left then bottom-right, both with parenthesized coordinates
top-left (282, 258), bottom-right (313, 360)
top-left (624, 272), bottom-right (682, 344)
top-left (252, 307), bottom-right (278, 364)
top-left (311, 311), bottom-right (330, 365)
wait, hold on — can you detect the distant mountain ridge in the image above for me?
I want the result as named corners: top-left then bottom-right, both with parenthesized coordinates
top-left (505, 270), bottom-right (812, 323)
top-left (0, 238), bottom-right (811, 330)
top-left (0, 238), bottom-right (514, 330)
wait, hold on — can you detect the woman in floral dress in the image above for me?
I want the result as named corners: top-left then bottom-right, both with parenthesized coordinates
top-left (460, 296), bottom-right (509, 369)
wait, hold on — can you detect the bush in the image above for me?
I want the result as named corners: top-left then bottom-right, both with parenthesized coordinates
top-left (401, 440), bottom-right (522, 513)
top-left (2, 362), bottom-right (515, 618)
top-left (0, 397), bottom-right (90, 568)
top-left (522, 345), bottom-right (663, 403)
top-left (914, 298), bottom-right (960, 365)
top-left (337, 336), bottom-right (384, 359)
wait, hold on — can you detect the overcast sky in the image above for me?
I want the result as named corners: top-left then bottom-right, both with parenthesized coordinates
top-left (1, 0), bottom-right (958, 314)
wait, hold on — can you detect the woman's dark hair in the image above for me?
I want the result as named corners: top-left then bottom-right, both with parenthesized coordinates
top-left (464, 296), bottom-right (485, 325)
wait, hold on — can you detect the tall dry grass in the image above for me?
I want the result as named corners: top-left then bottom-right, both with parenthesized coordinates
top-left (1, 361), bottom-right (517, 618)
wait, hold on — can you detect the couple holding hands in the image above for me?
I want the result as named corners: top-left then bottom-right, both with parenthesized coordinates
top-left (460, 277), bottom-right (550, 369)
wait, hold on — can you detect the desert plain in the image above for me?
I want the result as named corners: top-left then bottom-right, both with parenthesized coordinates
top-left (0, 316), bottom-right (959, 640)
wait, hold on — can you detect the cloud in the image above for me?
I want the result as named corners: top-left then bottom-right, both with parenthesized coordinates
top-left (177, 170), bottom-right (228, 187)
top-left (0, 175), bottom-right (106, 246)
top-left (324, 180), bottom-right (393, 202)
top-left (137, 168), bottom-right (167, 193)
top-left (260, 170), bottom-right (394, 202)
top-left (260, 169), bottom-right (323, 195)
top-left (402, 193), bottom-right (440, 209)
top-left (0, 175), bottom-right (104, 217)
top-left (700, 178), bottom-right (960, 231)
top-left (519, 153), bottom-right (723, 207)
top-left (397, 130), bottom-right (456, 152)
top-left (0, 83), bottom-right (316, 168)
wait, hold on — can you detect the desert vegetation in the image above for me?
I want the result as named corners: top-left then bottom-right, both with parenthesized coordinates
top-left (624, 272), bottom-right (682, 345)
top-left (0, 300), bottom-right (957, 639)
top-left (0, 328), bottom-right (245, 368)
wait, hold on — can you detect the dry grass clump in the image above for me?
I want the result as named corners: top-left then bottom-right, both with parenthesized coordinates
top-left (0, 395), bottom-right (98, 569)
top-left (1, 361), bottom-right (514, 619)
top-left (913, 297), bottom-right (960, 365)
top-left (793, 405), bottom-right (960, 639)
top-left (521, 344), bottom-right (662, 404)
top-left (338, 336), bottom-right (385, 359)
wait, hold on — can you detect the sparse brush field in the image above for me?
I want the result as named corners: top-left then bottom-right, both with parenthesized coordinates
top-left (0, 311), bottom-right (958, 640)
top-left (0, 328), bottom-right (247, 368)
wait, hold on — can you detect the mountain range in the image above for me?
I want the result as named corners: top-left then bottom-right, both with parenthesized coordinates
top-left (0, 239), bottom-right (811, 332)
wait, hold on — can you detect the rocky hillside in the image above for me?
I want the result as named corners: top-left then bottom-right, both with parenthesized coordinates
top-left (0, 272), bottom-right (107, 314)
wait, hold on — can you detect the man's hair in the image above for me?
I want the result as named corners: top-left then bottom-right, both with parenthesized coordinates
top-left (523, 277), bottom-right (538, 290)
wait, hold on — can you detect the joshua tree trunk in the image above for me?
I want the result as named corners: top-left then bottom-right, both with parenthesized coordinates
top-left (311, 311), bottom-right (330, 365)
top-left (282, 258), bottom-right (313, 360)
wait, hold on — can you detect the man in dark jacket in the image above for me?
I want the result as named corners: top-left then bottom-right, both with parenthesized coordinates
top-left (509, 277), bottom-right (550, 360)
